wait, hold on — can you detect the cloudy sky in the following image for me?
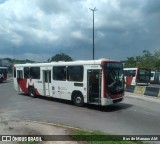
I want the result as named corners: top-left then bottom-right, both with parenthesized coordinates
top-left (0, 0), bottom-right (160, 61)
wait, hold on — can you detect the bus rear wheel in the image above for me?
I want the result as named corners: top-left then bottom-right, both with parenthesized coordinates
top-left (0, 77), bottom-right (3, 83)
top-left (28, 87), bottom-right (36, 98)
top-left (73, 93), bottom-right (84, 107)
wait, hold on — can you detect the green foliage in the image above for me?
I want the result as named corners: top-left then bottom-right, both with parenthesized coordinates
top-left (124, 50), bottom-right (160, 71)
top-left (124, 57), bottom-right (137, 68)
top-left (19, 142), bottom-right (36, 144)
top-left (4, 58), bottom-right (34, 64)
top-left (71, 130), bottom-right (148, 144)
top-left (48, 53), bottom-right (73, 62)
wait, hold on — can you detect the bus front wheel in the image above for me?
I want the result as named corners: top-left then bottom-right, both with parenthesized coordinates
top-left (73, 93), bottom-right (84, 107)
top-left (28, 87), bottom-right (36, 98)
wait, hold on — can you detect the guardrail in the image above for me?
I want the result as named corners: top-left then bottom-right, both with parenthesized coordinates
top-left (125, 85), bottom-right (160, 97)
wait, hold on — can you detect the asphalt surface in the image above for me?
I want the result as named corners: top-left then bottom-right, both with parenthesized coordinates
top-left (1, 79), bottom-right (160, 135)
top-left (149, 83), bottom-right (160, 88)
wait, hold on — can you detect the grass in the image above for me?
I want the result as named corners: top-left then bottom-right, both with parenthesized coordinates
top-left (71, 130), bottom-right (151, 144)
top-left (18, 142), bottom-right (37, 144)
top-left (18, 129), bottom-right (152, 144)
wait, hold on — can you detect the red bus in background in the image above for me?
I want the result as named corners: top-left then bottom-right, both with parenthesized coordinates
top-left (0, 67), bottom-right (8, 83)
top-left (124, 68), bottom-right (151, 86)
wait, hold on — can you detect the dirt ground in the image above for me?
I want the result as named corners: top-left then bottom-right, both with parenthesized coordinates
top-left (0, 120), bottom-right (80, 144)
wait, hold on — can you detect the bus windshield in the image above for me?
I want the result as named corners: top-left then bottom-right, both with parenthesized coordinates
top-left (137, 69), bottom-right (151, 82)
top-left (104, 62), bottom-right (124, 94)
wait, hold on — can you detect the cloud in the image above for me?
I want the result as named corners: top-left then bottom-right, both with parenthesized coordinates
top-left (36, 0), bottom-right (78, 15)
top-left (142, 0), bottom-right (160, 15)
top-left (0, 0), bottom-right (160, 61)
top-left (0, 0), bottom-right (7, 4)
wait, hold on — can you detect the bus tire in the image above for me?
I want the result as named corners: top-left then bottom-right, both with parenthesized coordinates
top-left (28, 87), bottom-right (36, 98)
top-left (73, 93), bottom-right (84, 107)
top-left (0, 78), bottom-right (3, 83)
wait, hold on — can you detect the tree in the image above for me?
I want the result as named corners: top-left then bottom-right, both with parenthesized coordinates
top-left (137, 50), bottom-right (155, 69)
top-left (124, 57), bottom-right (137, 67)
top-left (124, 50), bottom-right (159, 70)
top-left (153, 49), bottom-right (160, 71)
top-left (48, 53), bottom-right (73, 62)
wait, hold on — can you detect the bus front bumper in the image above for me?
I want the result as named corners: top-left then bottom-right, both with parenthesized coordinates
top-left (101, 97), bottom-right (124, 106)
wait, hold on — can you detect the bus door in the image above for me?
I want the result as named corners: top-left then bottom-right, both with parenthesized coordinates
top-left (43, 70), bottom-right (51, 96)
top-left (16, 70), bottom-right (23, 92)
top-left (87, 69), bottom-right (102, 105)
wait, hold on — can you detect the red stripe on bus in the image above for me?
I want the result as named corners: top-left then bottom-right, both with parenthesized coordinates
top-left (17, 79), bottom-right (41, 96)
top-left (126, 76), bottom-right (133, 86)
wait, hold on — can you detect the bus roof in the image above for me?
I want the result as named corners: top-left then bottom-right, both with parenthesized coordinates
top-left (123, 68), bottom-right (138, 70)
top-left (14, 59), bottom-right (120, 67)
top-left (123, 68), bottom-right (151, 70)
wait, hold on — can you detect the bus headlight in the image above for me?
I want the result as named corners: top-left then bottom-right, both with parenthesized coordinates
top-left (106, 94), bottom-right (112, 99)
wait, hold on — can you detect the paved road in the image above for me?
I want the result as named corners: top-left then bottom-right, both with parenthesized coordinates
top-left (149, 84), bottom-right (160, 88)
top-left (1, 79), bottom-right (160, 135)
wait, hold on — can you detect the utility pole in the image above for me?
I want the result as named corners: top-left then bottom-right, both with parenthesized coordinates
top-left (13, 46), bottom-right (15, 63)
top-left (89, 7), bottom-right (97, 60)
top-left (14, 47), bottom-right (15, 60)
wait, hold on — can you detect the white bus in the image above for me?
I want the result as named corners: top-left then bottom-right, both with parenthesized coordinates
top-left (13, 59), bottom-right (124, 106)
top-left (0, 67), bottom-right (8, 83)
top-left (123, 68), bottom-right (151, 86)
top-left (150, 71), bottom-right (160, 84)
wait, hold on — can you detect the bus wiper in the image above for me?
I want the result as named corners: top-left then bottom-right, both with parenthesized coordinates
top-left (108, 79), bottom-right (120, 88)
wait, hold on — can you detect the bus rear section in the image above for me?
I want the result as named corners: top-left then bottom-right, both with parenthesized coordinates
top-left (13, 60), bottom-right (124, 106)
top-left (124, 68), bottom-right (151, 86)
top-left (0, 67), bottom-right (8, 83)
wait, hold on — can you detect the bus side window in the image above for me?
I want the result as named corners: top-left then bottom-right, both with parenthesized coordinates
top-left (123, 70), bottom-right (128, 76)
top-left (4, 69), bottom-right (7, 74)
top-left (24, 67), bottom-right (30, 78)
top-left (128, 70), bottom-right (135, 77)
top-left (67, 66), bottom-right (83, 82)
top-left (127, 70), bottom-right (131, 76)
top-left (53, 66), bottom-right (66, 81)
top-left (17, 70), bottom-right (23, 78)
top-left (131, 70), bottom-right (136, 77)
top-left (30, 67), bottom-right (40, 79)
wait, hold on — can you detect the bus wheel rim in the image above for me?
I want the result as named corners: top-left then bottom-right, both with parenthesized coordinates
top-left (76, 97), bottom-right (81, 104)
top-left (30, 89), bottom-right (34, 97)
top-left (31, 92), bottom-right (34, 97)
